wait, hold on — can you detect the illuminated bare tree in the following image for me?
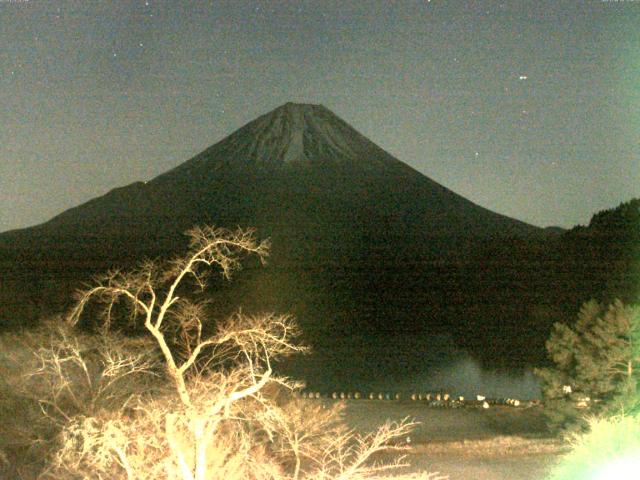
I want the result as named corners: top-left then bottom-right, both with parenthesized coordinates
top-left (37, 225), bottom-right (444, 480)
top-left (68, 225), bottom-right (272, 406)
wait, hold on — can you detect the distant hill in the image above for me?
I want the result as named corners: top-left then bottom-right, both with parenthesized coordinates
top-left (2, 103), bottom-right (632, 388)
top-left (556, 198), bottom-right (640, 307)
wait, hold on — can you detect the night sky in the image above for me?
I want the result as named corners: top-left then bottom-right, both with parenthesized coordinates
top-left (1, 0), bottom-right (638, 233)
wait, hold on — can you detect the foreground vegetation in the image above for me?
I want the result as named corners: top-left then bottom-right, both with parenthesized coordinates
top-left (1, 226), bottom-right (445, 480)
top-left (548, 413), bottom-right (640, 480)
top-left (2, 218), bottom-right (639, 479)
top-left (536, 297), bottom-right (640, 478)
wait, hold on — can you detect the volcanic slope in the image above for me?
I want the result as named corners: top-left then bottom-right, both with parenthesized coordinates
top-left (0, 103), bottom-right (547, 386)
top-left (15, 103), bottom-right (539, 240)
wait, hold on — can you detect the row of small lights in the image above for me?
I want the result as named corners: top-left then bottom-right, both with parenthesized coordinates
top-left (296, 391), bottom-right (526, 408)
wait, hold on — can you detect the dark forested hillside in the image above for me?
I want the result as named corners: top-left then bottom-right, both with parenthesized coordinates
top-left (455, 199), bottom-right (640, 368)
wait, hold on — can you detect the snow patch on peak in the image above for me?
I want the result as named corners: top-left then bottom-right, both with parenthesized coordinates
top-left (280, 103), bottom-right (307, 164)
top-left (173, 102), bottom-right (377, 175)
top-left (243, 102), bottom-right (360, 165)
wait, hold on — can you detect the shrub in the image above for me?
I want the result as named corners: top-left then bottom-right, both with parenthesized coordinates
top-left (548, 413), bottom-right (640, 480)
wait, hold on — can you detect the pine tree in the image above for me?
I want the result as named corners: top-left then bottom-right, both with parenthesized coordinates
top-left (535, 299), bottom-right (640, 432)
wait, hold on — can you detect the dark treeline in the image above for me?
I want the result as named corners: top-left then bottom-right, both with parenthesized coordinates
top-left (455, 198), bottom-right (640, 368)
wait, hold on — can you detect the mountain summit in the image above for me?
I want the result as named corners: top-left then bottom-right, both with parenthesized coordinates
top-left (223, 102), bottom-right (363, 165)
top-left (1, 103), bottom-right (547, 386)
top-left (176, 102), bottom-right (383, 169)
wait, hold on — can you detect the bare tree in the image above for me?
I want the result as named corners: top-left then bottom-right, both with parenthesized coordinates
top-left (68, 225), bottom-right (273, 407)
top-left (35, 225), bottom-right (445, 480)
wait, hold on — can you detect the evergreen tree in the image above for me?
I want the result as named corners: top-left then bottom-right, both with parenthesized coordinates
top-left (535, 299), bottom-right (640, 432)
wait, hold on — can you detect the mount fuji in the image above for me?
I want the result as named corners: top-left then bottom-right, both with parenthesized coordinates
top-left (12, 103), bottom-right (541, 240)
